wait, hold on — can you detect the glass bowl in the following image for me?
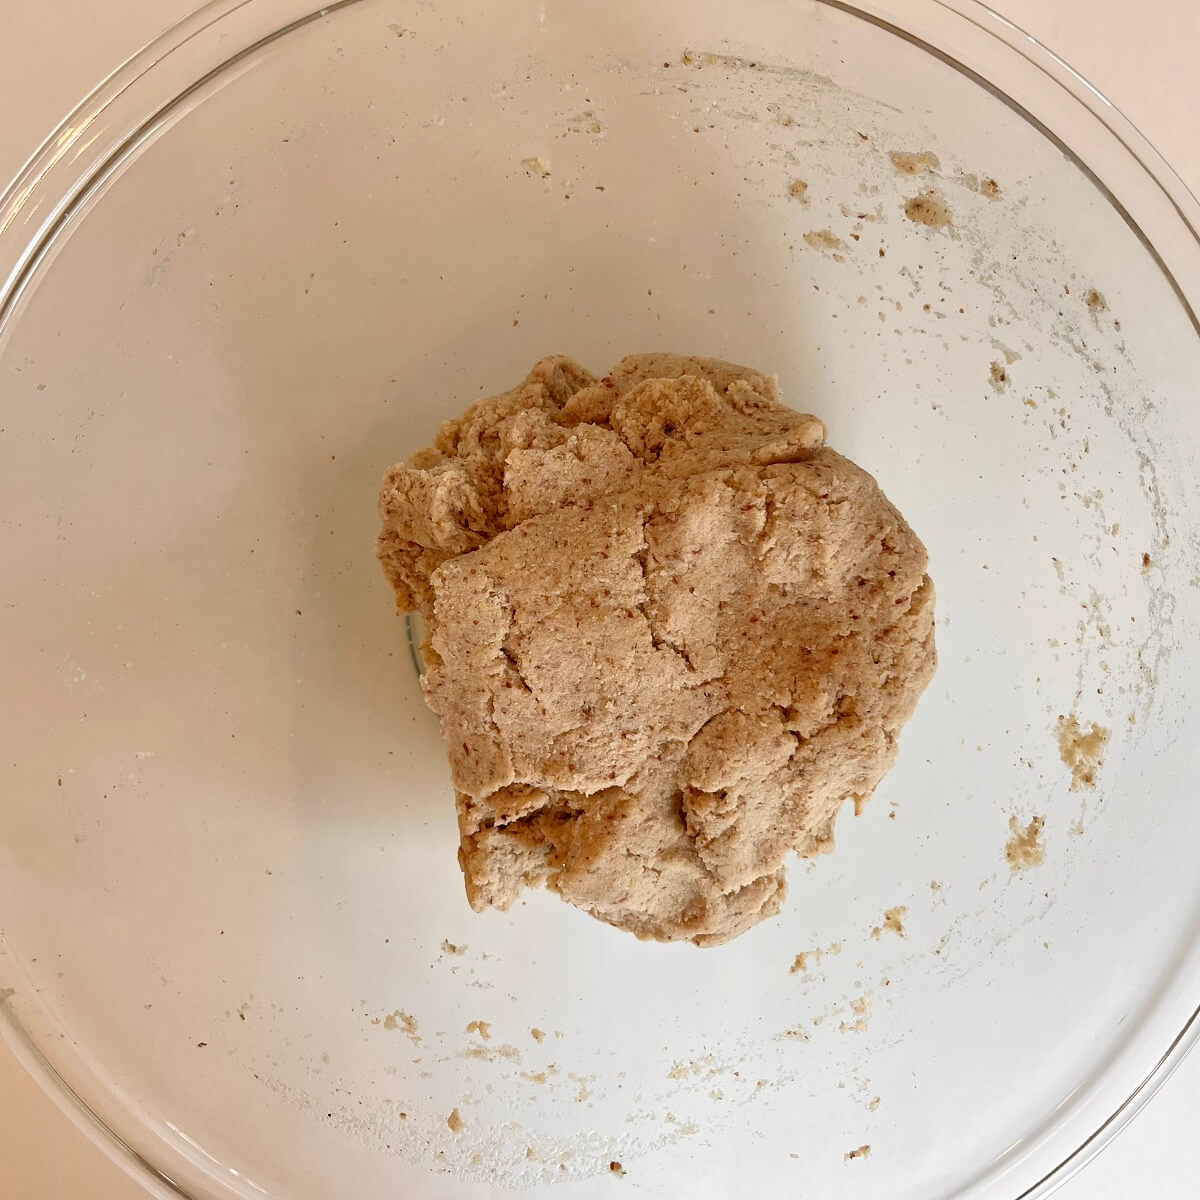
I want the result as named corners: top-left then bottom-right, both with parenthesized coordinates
top-left (2, 1), bottom-right (1199, 1198)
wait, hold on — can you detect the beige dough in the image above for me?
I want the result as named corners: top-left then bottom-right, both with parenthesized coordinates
top-left (378, 354), bottom-right (935, 945)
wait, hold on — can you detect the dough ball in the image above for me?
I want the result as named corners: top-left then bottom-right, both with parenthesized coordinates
top-left (378, 354), bottom-right (935, 945)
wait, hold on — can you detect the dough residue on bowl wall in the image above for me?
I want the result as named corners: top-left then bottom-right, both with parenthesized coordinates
top-left (1005, 815), bottom-right (1046, 871)
top-left (1056, 714), bottom-right (1110, 790)
top-left (888, 149), bottom-right (939, 175)
top-left (903, 189), bottom-right (952, 229)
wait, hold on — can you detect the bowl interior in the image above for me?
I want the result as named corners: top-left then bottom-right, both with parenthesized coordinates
top-left (2, 2), bottom-right (1200, 1198)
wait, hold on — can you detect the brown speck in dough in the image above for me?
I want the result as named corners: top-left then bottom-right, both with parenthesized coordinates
top-left (610, 1161), bottom-right (626, 1176)
top-left (530, 1027), bottom-right (546, 1042)
top-left (1085, 288), bottom-right (1107, 312)
top-left (466, 1019), bottom-right (492, 1040)
top-left (980, 177), bottom-right (1000, 199)
top-left (904, 190), bottom-right (952, 229)
top-left (447, 1108), bottom-right (465, 1133)
top-left (803, 228), bottom-right (842, 252)
top-left (1056, 714), bottom-right (1110, 789)
top-left (988, 362), bottom-right (1009, 393)
top-left (787, 178), bottom-right (809, 202)
top-left (889, 150), bottom-right (939, 175)
top-left (377, 354), bottom-right (936, 946)
top-left (1006, 814), bottom-right (1046, 871)
top-left (382, 1010), bottom-right (419, 1038)
top-left (929, 879), bottom-right (942, 892)
top-left (1142, 552), bottom-right (1152, 570)
top-left (870, 905), bottom-right (907, 939)
top-left (440, 939), bottom-right (466, 955)
top-left (522, 156), bottom-right (551, 178)
top-left (845, 1144), bottom-right (872, 1162)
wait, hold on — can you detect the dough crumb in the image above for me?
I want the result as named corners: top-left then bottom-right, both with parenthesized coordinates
top-left (790, 949), bottom-right (821, 974)
top-left (904, 189), bottom-right (952, 229)
top-left (888, 150), bottom-right (939, 175)
top-left (788, 178), bottom-right (809, 202)
top-left (1056, 714), bottom-right (1110, 789)
top-left (988, 361), bottom-right (1009, 393)
top-left (609, 1161), bottom-right (626, 1176)
top-left (804, 228), bottom-right (842, 251)
top-left (1085, 288), bottom-right (1107, 312)
top-left (845, 1144), bottom-right (872, 1162)
top-left (839, 993), bottom-right (872, 1032)
top-left (466, 1020), bottom-right (491, 1040)
top-left (522, 156), bottom-right (551, 178)
top-left (382, 1010), bottom-right (419, 1037)
top-left (462, 1042), bottom-right (521, 1063)
top-left (530, 1027), bottom-right (546, 1042)
top-left (980, 177), bottom-right (1000, 199)
top-left (377, 354), bottom-right (936, 945)
top-left (440, 939), bottom-right (466, 955)
top-left (447, 1107), bottom-right (464, 1133)
top-left (869, 1095), bottom-right (881, 1111)
top-left (1006, 815), bottom-right (1046, 871)
top-left (870, 905), bottom-right (907, 939)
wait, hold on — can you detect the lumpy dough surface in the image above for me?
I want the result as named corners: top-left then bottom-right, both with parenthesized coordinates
top-left (378, 354), bottom-right (935, 946)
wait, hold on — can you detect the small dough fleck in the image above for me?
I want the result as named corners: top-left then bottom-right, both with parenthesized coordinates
top-left (1056, 714), bottom-right (1110, 789)
top-left (382, 1010), bottom-right (418, 1037)
top-left (1006, 814), bottom-right (1046, 871)
top-left (378, 355), bottom-right (936, 945)
top-left (447, 1107), bottom-right (465, 1133)
top-left (870, 905), bottom-right (907, 939)
top-left (904, 189), bottom-right (952, 229)
top-left (803, 228), bottom-right (842, 252)
top-left (889, 150), bottom-right (939, 175)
